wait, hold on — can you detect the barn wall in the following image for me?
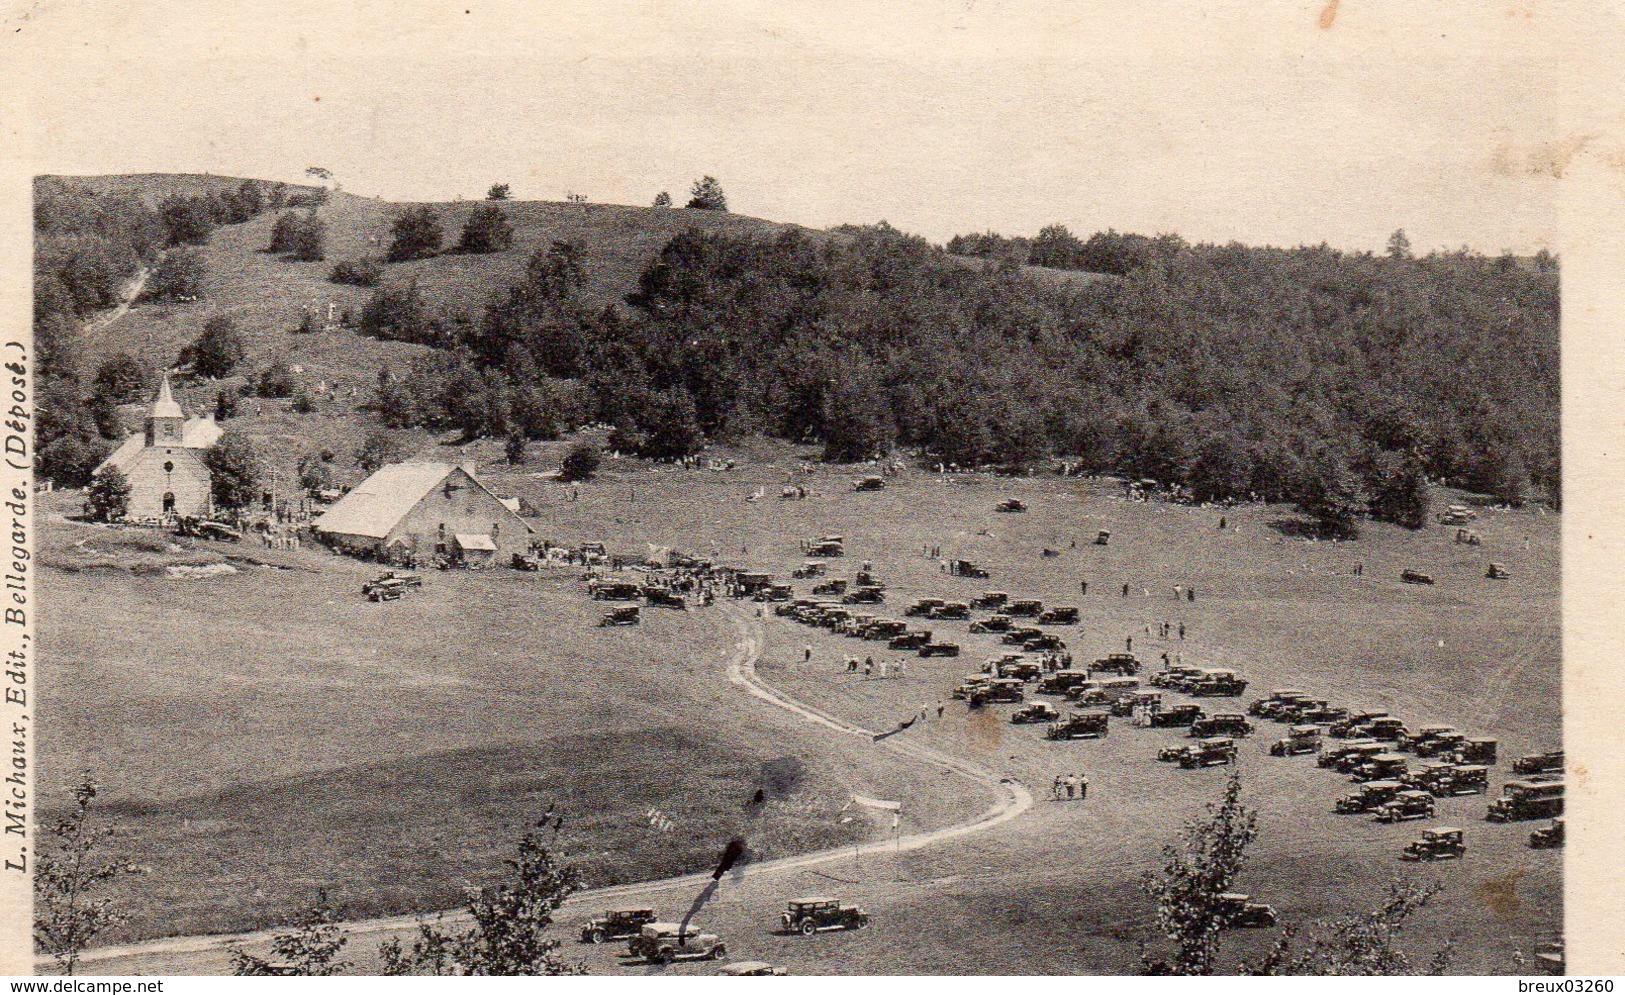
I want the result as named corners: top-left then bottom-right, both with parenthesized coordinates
top-left (386, 469), bottom-right (531, 557)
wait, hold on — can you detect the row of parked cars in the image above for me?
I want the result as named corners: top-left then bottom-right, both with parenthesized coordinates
top-left (1247, 688), bottom-right (1566, 857)
top-left (578, 897), bottom-right (871, 972)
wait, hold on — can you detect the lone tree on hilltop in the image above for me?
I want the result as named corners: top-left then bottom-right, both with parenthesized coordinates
top-left (686, 175), bottom-right (728, 211)
top-left (1386, 229), bottom-right (1413, 260)
top-left (459, 204), bottom-right (515, 254)
top-left (1141, 774), bottom-right (1258, 976)
top-left (387, 205), bottom-right (444, 262)
top-left (487, 183), bottom-right (512, 201)
top-left (652, 191), bottom-right (672, 208)
top-left (85, 465), bottom-right (131, 522)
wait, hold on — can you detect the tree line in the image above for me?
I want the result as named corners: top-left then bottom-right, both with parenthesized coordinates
top-left (359, 220), bottom-right (1557, 534)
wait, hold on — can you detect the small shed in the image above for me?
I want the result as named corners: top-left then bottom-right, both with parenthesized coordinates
top-left (453, 533), bottom-right (499, 568)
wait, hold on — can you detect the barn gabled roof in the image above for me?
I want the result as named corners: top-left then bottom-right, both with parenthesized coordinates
top-left (312, 462), bottom-right (531, 539)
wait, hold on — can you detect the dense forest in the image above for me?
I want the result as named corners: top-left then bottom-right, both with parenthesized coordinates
top-left (369, 221), bottom-right (1558, 531)
top-left (33, 175), bottom-right (1560, 536)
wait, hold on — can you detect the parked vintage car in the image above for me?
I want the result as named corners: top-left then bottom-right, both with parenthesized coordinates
top-left (1318, 738), bottom-right (1380, 769)
top-left (854, 476), bottom-right (886, 492)
top-left (1374, 789), bottom-right (1438, 823)
top-left (1529, 817), bottom-right (1565, 849)
top-left (951, 675), bottom-right (992, 700)
top-left (1512, 749), bottom-right (1564, 776)
top-left (581, 908), bottom-right (656, 944)
top-left (1006, 599), bottom-right (1044, 617)
top-left (1023, 633), bottom-right (1067, 653)
top-left (841, 586), bottom-right (885, 605)
top-left (1400, 569), bottom-right (1435, 585)
top-left (970, 591), bottom-right (1010, 610)
top-left (969, 614), bottom-right (1014, 634)
top-left (1186, 669), bottom-right (1249, 697)
top-left (969, 678), bottom-right (1026, 706)
top-left (1091, 653), bottom-right (1141, 677)
top-left (599, 605), bottom-right (641, 627)
top-left (1336, 779), bottom-right (1406, 814)
top-left (628, 923), bottom-right (727, 963)
top-left (1176, 737), bottom-right (1238, 768)
top-left (1248, 689), bottom-right (1309, 717)
top-left (1011, 701), bottom-right (1061, 724)
top-left (592, 582), bottom-right (642, 601)
top-left (780, 897), bottom-right (869, 935)
top-left (919, 641), bottom-right (961, 658)
top-left (1038, 670), bottom-right (1094, 695)
top-left (1071, 678), bottom-right (1141, 707)
top-left (1046, 712), bottom-right (1110, 740)
top-left (1189, 713), bottom-right (1254, 738)
top-left (1329, 711), bottom-right (1392, 738)
top-left (791, 561), bottom-right (827, 579)
top-left (1453, 738), bottom-right (1499, 765)
top-left (1269, 725), bottom-right (1323, 757)
top-left (1003, 627), bottom-right (1044, 646)
top-left (1401, 827), bottom-right (1466, 861)
top-left (1351, 753), bottom-right (1410, 783)
top-left (1487, 780), bottom-right (1565, 822)
top-left (904, 598), bottom-right (945, 617)
top-left (888, 630), bottom-right (932, 650)
top-left (1148, 704), bottom-right (1205, 729)
top-left (1217, 893), bottom-right (1279, 929)
top-left (929, 602), bottom-right (971, 620)
top-left (1112, 690), bottom-right (1163, 718)
top-left (1038, 606), bottom-right (1080, 625)
top-left (367, 577), bottom-right (411, 602)
top-left (720, 962), bottom-right (789, 976)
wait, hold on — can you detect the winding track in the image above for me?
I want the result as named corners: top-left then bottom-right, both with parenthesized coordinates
top-left (60, 607), bottom-right (1032, 970)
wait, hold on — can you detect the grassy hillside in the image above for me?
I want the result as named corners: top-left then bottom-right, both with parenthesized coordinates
top-left (56, 177), bottom-right (799, 384)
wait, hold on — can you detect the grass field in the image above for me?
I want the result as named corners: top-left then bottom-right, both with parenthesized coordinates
top-left (46, 438), bottom-right (1559, 973)
top-left (36, 490), bottom-right (971, 942)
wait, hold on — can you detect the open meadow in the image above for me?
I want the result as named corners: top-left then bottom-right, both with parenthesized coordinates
top-left (47, 438), bottom-right (1561, 974)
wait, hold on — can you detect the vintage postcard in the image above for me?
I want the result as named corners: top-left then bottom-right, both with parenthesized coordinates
top-left (2, 0), bottom-right (1620, 980)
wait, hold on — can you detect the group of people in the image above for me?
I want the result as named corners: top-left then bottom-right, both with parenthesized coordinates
top-left (844, 655), bottom-right (907, 679)
top-left (1051, 773), bottom-right (1090, 801)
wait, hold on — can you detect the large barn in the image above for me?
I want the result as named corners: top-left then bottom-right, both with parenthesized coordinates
top-left (312, 461), bottom-right (532, 565)
top-left (95, 375), bottom-right (223, 519)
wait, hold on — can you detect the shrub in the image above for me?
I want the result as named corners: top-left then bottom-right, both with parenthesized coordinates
top-left (148, 248), bottom-right (207, 302)
top-left (458, 204), bottom-right (514, 255)
top-left (559, 442), bottom-right (600, 482)
top-left (328, 257), bottom-right (383, 287)
top-left (291, 389), bottom-right (318, 414)
top-left (387, 206), bottom-right (443, 262)
top-left (85, 465), bottom-right (131, 522)
top-left (186, 315), bottom-right (246, 379)
top-left (257, 358), bottom-right (297, 398)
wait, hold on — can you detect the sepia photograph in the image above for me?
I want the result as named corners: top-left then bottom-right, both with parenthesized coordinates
top-left (3, 0), bottom-right (1618, 980)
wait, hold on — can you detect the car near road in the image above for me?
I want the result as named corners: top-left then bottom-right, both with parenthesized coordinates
top-left (720, 961), bottom-right (789, 976)
top-left (581, 908), bottom-right (657, 944)
top-left (628, 923), bottom-right (728, 964)
top-left (780, 897), bottom-right (870, 935)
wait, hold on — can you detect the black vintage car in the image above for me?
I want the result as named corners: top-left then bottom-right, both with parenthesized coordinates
top-left (599, 605), bottom-right (640, 627)
top-left (581, 908), bottom-right (656, 944)
top-left (781, 897), bottom-right (869, 935)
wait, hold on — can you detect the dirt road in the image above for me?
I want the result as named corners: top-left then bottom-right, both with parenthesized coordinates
top-left (59, 607), bottom-right (1031, 973)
